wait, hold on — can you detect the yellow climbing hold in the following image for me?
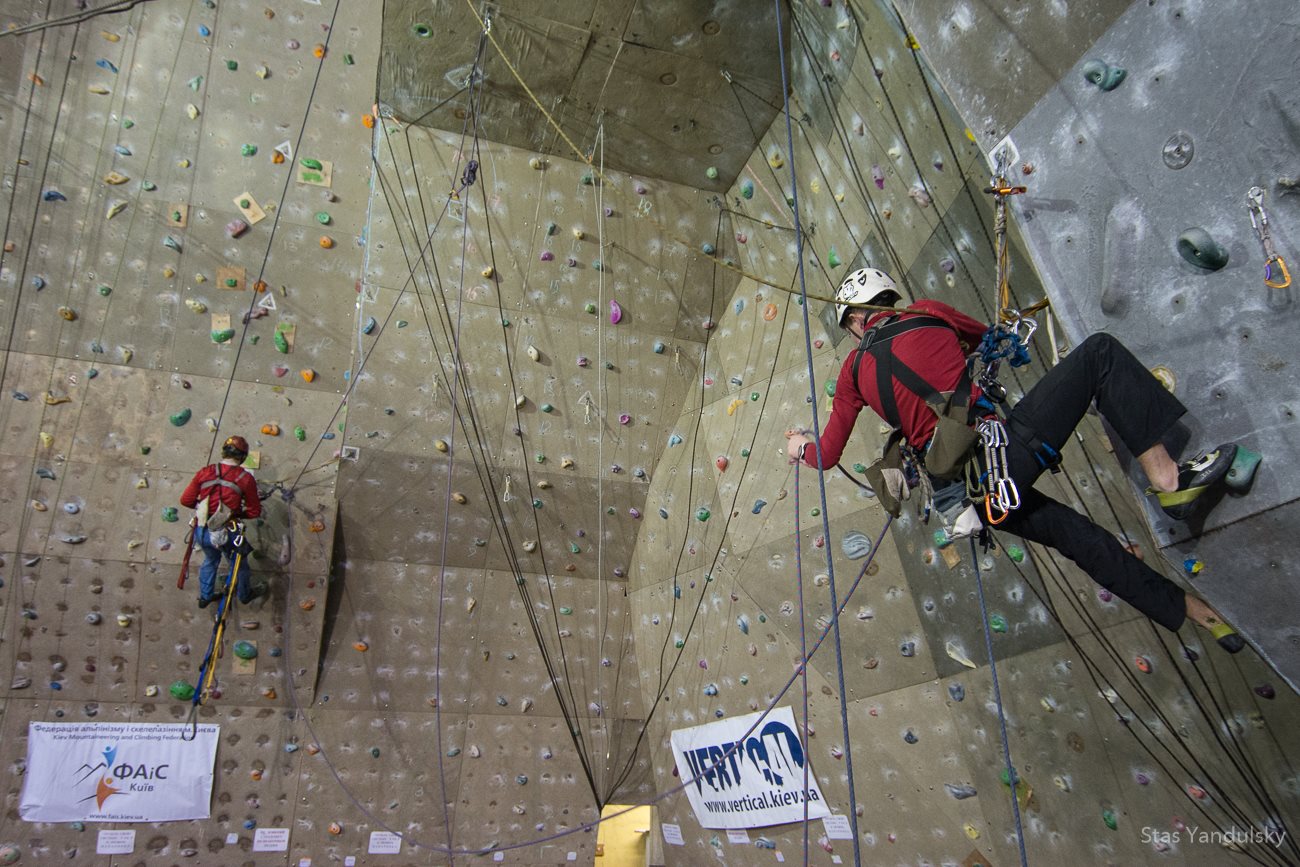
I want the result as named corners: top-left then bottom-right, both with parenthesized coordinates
top-left (906, 34), bottom-right (920, 50)
top-left (726, 398), bottom-right (745, 416)
top-left (88, 84), bottom-right (110, 95)
top-left (185, 299), bottom-right (207, 313)
top-left (38, 432), bottom-right (53, 448)
top-left (572, 228), bottom-right (584, 240)
top-left (963, 823), bottom-right (980, 840)
top-left (43, 392), bottom-right (71, 405)
top-left (768, 150), bottom-right (785, 169)
top-left (481, 266), bottom-right (494, 278)
top-left (57, 306), bottom-right (77, 321)
top-left (31, 500), bottom-right (47, 512)
top-left (104, 172), bottom-right (129, 185)
top-left (451, 492), bottom-right (468, 504)
top-left (101, 30), bottom-right (120, 42)
top-left (186, 103), bottom-right (200, 120)
top-left (1150, 365), bottom-right (1176, 392)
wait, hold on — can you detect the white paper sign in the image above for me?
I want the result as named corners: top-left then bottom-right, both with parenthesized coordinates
top-left (20, 722), bottom-right (219, 823)
top-left (822, 815), bottom-right (854, 840)
top-left (253, 828), bottom-right (290, 852)
top-left (727, 829), bottom-right (751, 844)
top-left (662, 823), bottom-right (685, 845)
top-left (96, 829), bottom-right (135, 854)
top-left (368, 831), bottom-right (402, 854)
top-left (669, 707), bottom-right (830, 829)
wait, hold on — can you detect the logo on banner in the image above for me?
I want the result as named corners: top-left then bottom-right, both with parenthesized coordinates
top-left (73, 744), bottom-right (170, 809)
top-left (669, 707), bottom-right (830, 830)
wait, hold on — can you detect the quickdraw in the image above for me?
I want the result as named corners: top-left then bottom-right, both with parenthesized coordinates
top-left (1247, 186), bottom-right (1291, 290)
top-left (976, 416), bottom-right (1019, 524)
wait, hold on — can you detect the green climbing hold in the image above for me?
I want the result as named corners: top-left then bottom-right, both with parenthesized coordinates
top-left (828, 247), bottom-right (842, 268)
top-left (1082, 60), bottom-right (1126, 92)
top-left (1101, 808), bottom-right (1118, 831)
top-left (989, 614), bottom-right (1008, 633)
top-left (224, 278), bottom-right (238, 287)
top-left (580, 173), bottom-right (594, 185)
top-left (170, 408), bottom-right (192, 427)
top-left (239, 199), bottom-right (250, 209)
top-left (140, 445), bottom-right (151, 455)
top-left (301, 158), bottom-right (324, 170)
top-left (696, 507), bottom-right (711, 522)
top-left (535, 453), bottom-right (545, 463)
top-left (852, 462), bottom-right (867, 474)
top-left (559, 606), bottom-right (573, 615)
top-left (169, 680), bottom-right (195, 701)
top-left (705, 166), bottom-right (719, 180)
top-left (98, 285), bottom-right (112, 296)
top-left (370, 747), bottom-right (381, 758)
top-left (233, 640), bottom-right (257, 659)
top-left (740, 448), bottom-right (750, 458)
top-left (225, 59), bottom-right (238, 71)
top-left (569, 542), bottom-right (581, 554)
top-left (273, 329), bottom-right (289, 353)
top-left (532, 499), bottom-right (543, 509)
top-left (141, 181), bottom-right (156, 191)
top-left (294, 425), bottom-right (306, 442)
top-left (674, 639), bottom-right (685, 648)
top-left (757, 613), bottom-right (767, 623)
top-left (249, 335), bottom-right (259, 345)
top-left (211, 328), bottom-right (236, 343)
top-left (161, 506), bottom-right (179, 523)
top-left (1176, 227), bottom-right (1229, 271)
top-left (122, 118), bottom-right (134, 129)
top-left (1007, 544), bottom-right (1025, 563)
top-left (740, 179), bottom-right (754, 199)
top-left (750, 392), bottom-right (759, 401)
top-left (344, 53), bottom-right (354, 65)
top-left (584, 302), bottom-right (597, 314)
top-left (811, 507), bottom-right (821, 517)
top-left (241, 144), bottom-right (257, 157)
top-left (315, 212), bottom-right (331, 225)
top-left (825, 380), bottom-right (836, 396)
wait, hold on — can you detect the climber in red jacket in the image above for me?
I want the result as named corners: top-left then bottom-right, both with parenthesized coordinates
top-left (180, 435), bottom-right (266, 608)
top-left (784, 267), bottom-right (1245, 652)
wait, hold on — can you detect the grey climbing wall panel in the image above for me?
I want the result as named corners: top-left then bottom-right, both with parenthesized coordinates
top-left (896, 0), bottom-right (1300, 689)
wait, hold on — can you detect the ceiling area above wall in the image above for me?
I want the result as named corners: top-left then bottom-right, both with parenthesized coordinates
top-left (378, 0), bottom-right (791, 190)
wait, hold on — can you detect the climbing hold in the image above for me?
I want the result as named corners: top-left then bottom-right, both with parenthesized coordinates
top-left (668, 434), bottom-right (682, 446)
top-left (705, 166), bottom-right (719, 180)
top-left (161, 506), bottom-right (179, 523)
top-left (1176, 228), bottom-right (1229, 271)
top-left (695, 507), bottom-right (711, 522)
top-left (1135, 655), bottom-right (1153, 674)
top-left (701, 242), bottom-right (716, 256)
top-left (1162, 131), bottom-right (1195, 170)
top-left (842, 531), bottom-right (872, 559)
top-left (170, 409), bottom-right (192, 427)
top-left (1226, 445), bottom-right (1263, 492)
top-left (762, 303), bottom-right (778, 321)
top-left (211, 328), bottom-right (236, 344)
top-left (715, 456), bottom-right (729, 472)
top-left (989, 614), bottom-right (1007, 633)
top-left (163, 235), bottom-right (182, 252)
top-left (1183, 557), bottom-right (1203, 575)
top-left (609, 300), bottom-right (623, 324)
top-left (1007, 544), bottom-right (1025, 563)
top-left (948, 683), bottom-right (965, 702)
top-left (232, 640), bottom-right (257, 660)
top-left (1101, 807), bottom-right (1119, 830)
top-left (169, 680), bottom-right (195, 701)
top-left (903, 730), bottom-right (918, 744)
top-left (767, 150), bottom-right (784, 169)
top-left (827, 247), bottom-right (841, 268)
top-left (900, 641), bottom-right (916, 657)
top-left (260, 424), bottom-right (281, 437)
top-left (301, 369), bottom-right (316, 383)
top-left (618, 413), bottom-right (631, 425)
top-left (1082, 59), bottom-right (1126, 91)
top-left (1255, 683), bottom-right (1276, 700)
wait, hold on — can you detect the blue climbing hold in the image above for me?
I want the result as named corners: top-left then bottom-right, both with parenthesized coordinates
top-left (702, 243), bottom-right (716, 255)
top-left (948, 683), bottom-right (965, 702)
top-left (363, 316), bottom-right (377, 335)
top-left (751, 499), bottom-right (767, 515)
top-left (658, 507), bottom-right (668, 519)
top-left (42, 190), bottom-right (67, 202)
top-left (198, 24), bottom-right (212, 37)
top-left (736, 615), bottom-right (749, 634)
top-left (841, 531), bottom-right (872, 559)
top-left (945, 783), bottom-right (977, 800)
top-left (96, 59), bottom-right (119, 74)
top-left (668, 433), bottom-right (683, 446)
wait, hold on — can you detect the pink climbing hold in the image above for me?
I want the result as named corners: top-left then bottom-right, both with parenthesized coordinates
top-left (226, 218), bottom-right (249, 238)
top-left (736, 232), bottom-right (747, 244)
top-left (272, 364), bottom-right (289, 377)
top-left (872, 164), bottom-right (885, 189)
top-left (618, 413), bottom-right (631, 425)
top-left (540, 250), bottom-right (554, 261)
top-left (609, 300), bottom-right (622, 324)
top-left (715, 456), bottom-right (728, 471)
top-left (577, 356), bottom-right (589, 367)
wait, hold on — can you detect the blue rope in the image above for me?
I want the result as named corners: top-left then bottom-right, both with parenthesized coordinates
top-left (793, 463), bottom-right (811, 865)
top-left (773, 1), bottom-right (863, 861)
top-left (968, 536), bottom-right (1030, 867)
top-left (978, 324), bottom-right (1031, 368)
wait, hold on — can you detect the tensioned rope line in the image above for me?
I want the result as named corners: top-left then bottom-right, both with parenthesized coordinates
top-left (774, 1), bottom-right (865, 862)
top-left (967, 537), bottom-right (1030, 867)
top-left (792, 462), bottom-right (814, 865)
top-left (0, 0), bottom-right (164, 38)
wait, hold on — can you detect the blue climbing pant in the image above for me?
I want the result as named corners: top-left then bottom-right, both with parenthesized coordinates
top-left (990, 333), bottom-right (1189, 632)
top-left (197, 527), bottom-right (252, 604)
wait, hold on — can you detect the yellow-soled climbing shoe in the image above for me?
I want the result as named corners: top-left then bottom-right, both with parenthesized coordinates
top-left (1152, 443), bottom-right (1238, 520)
top-left (1210, 622), bottom-right (1245, 654)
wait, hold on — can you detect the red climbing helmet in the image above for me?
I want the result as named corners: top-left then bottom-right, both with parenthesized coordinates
top-left (222, 435), bottom-right (249, 458)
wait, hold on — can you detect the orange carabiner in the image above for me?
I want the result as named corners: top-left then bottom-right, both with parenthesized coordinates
top-left (985, 494), bottom-right (1008, 525)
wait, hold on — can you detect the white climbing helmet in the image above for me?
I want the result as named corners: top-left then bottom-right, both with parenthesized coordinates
top-left (835, 267), bottom-right (900, 326)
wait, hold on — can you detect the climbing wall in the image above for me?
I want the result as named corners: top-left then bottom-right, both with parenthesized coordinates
top-left (630, 1), bottom-right (1300, 865)
top-left (895, 0), bottom-right (1300, 690)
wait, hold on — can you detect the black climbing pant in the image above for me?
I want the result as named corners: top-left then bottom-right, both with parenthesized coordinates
top-left (990, 333), bottom-right (1190, 632)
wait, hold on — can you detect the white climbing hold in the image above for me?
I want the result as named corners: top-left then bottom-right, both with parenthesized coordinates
top-left (526, 345), bottom-right (540, 362)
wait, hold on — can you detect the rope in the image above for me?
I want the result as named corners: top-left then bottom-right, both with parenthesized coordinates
top-left (967, 537), bottom-right (1029, 867)
top-left (773, 1), bottom-right (863, 862)
top-left (793, 462), bottom-right (812, 863)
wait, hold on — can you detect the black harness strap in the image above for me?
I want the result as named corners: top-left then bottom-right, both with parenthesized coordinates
top-left (852, 315), bottom-right (959, 428)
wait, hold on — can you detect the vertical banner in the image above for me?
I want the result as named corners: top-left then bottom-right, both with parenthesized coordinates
top-left (669, 707), bottom-right (830, 829)
top-left (20, 722), bottom-right (220, 822)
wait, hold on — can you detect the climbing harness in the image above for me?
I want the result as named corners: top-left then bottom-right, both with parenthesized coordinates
top-left (1247, 186), bottom-right (1291, 289)
top-left (182, 522), bottom-right (246, 741)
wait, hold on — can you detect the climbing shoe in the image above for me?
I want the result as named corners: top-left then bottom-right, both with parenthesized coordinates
top-left (197, 595), bottom-right (215, 609)
top-left (1210, 622), bottom-right (1245, 654)
top-left (239, 582), bottom-right (269, 605)
top-left (1152, 443), bottom-right (1238, 520)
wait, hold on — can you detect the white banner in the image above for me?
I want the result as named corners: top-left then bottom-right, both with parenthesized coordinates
top-left (670, 707), bottom-right (830, 830)
top-left (20, 722), bottom-right (219, 822)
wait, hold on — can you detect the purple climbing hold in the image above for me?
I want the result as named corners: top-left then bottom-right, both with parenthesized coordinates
top-left (577, 356), bottom-right (589, 367)
top-left (540, 250), bottom-right (554, 261)
top-left (609, 300), bottom-right (622, 324)
top-left (226, 218), bottom-right (249, 238)
top-left (1098, 588), bottom-right (1114, 603)
top-left (1135, 772), bottom-right (1151, 785)
top-left (1255, 683), bottom-right (1276, 700)
top-left (939, 257), bottom-right (955, 273)
top-left (900, 641), bottom-right (916, 658)
top-left (618, 413), bottom-right (631, 425)
top-left (604, 207), bottom-right (613, 217)
top-left (629, 508), bottom-right (641, 519)
top-left (872, 164), bottom-right (885, 189)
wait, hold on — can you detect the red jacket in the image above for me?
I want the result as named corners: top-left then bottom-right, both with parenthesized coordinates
top-left (804, 300), bottom-right (986, 468)
top-left (180, 461), bottom-right (261, 520)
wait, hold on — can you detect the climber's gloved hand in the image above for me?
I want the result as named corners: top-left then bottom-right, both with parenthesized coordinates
top-left (785, 430), bottom-right (812, 463)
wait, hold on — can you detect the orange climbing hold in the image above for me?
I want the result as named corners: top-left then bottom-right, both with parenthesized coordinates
top-left (254, 280), bottom-right (267, 293)
top-left (308, 518), bottom-right (326, 532)
top-left (319, 236), bottom-right (334, 249)
top-left (260, 423), bottom-right (280, 436)
top-left (763, 303), bottom-right (778, 321)
top-left (313, 44), bottom-right (326, 58)
top-left (301, 369), bottom-right (316, 383)
top-left (271, 151), bottom-right (284, 164)
top-left (1135, 655), bottom-right (1153, 674)
top-left (352, 641), bottom-right (369, 652)
top-left (362, 113), bottom-right (375, 129)
top-left (299, 598), bottom-right (316, 611)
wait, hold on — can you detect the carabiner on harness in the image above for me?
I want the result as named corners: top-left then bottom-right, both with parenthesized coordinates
top-left (977, 416), bottom-right (1019, 524)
